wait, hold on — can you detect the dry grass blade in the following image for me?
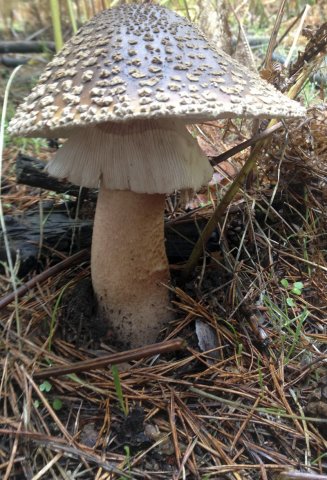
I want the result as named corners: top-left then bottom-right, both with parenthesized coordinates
top-left (263, 0), bottom-right (287, 70)
top-left (3, 422), bottom-right (22, 480)
top-left (30, 452), bottom-right (63, 480)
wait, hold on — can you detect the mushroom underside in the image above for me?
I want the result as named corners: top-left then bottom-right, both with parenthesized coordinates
top-left (47, 118), bottom-right (213, 193)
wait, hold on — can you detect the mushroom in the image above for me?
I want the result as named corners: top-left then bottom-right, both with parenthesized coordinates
top-left (9, 4), bottom-right (305, 348)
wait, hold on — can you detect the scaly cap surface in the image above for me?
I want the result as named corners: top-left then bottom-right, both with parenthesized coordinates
top-left (9, 4), bottom-right (305, 137)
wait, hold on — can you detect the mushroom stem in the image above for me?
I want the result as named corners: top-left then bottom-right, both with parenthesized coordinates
top-left (91, 186), bottom-right (173, 348)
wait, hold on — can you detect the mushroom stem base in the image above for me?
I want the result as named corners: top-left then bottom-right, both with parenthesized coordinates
top-left (91, 187), bottom-right (173, 348)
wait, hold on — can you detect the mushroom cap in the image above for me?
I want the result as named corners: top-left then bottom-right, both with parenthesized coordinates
top-left (9, 4), bottom-right (305, 138)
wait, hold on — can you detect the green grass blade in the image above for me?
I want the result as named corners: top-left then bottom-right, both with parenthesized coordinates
top-left (111, 365), bottom-right (128, 416)
top-left (50, 0), bottom-right (64, 52)
top-left (66, 0), bottom-right (78, 33)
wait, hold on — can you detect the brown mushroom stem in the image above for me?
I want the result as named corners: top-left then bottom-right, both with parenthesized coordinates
top-left (91, 186), bottom-right (173, 348)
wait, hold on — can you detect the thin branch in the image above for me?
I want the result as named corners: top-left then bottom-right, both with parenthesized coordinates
top-left (0, 249), bottom-right (89, 311)
top-left (210, 122), bottom-right (283, 166)
top-left (33, 338), bottom-right (187, 379)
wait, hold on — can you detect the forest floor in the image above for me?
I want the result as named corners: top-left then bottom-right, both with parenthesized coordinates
top-left (0, 3), bottom-right (327, 479)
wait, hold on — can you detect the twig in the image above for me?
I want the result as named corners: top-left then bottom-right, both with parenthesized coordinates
top-left (0, 249), bottom-right (89, 311)
top-left (210, 122), bottom-right (283, 166)
top-left (1, 56), bottom-right (29, 67)
top-left (0, 41), bottom-right (55, 53)
top-left (33, 338), bottom-right (187, 379)
top-left (16, 153), bottom-right (95, 198)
